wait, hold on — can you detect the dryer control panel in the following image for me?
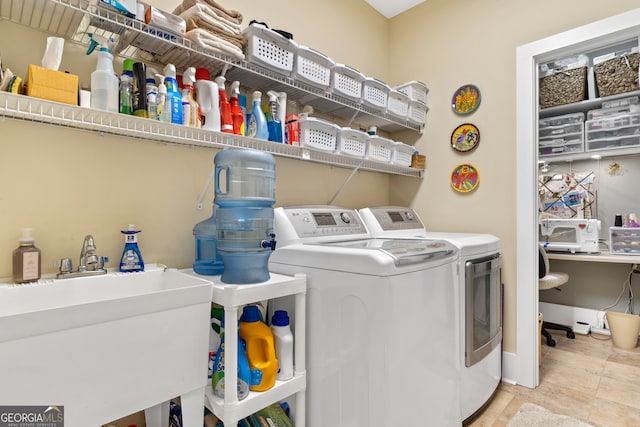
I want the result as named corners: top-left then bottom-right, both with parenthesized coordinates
top-left (360, 206), bottom-right (425, 232)
top-left (275, 206), bottom-right (369, 245)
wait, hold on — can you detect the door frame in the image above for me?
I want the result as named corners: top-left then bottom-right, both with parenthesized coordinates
top-left (515, 9), bottom-right (640, 388)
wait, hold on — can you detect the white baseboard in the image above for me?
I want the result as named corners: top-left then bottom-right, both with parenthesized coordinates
top-left (539, 303), bottom-right (629, 337)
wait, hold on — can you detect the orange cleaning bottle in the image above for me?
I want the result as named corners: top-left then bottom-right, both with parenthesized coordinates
top-left (239, 305), bottom-right (278, 391)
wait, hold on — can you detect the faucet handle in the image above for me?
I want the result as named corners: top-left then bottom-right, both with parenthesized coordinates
top-left (97, 256), bottom-right (109, 270)
top-left (55, 258), bottom-right (73, 274)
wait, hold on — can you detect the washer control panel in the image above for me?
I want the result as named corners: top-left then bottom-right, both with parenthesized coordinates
top-left (279, 206), bottom-right (368, 239)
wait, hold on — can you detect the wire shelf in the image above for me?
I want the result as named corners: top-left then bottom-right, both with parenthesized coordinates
top-left (0, 0), bottom-right (423, 134)
top-left (0, 92), bottom-right (422, 177)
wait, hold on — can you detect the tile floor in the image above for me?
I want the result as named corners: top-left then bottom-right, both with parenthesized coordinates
top-left (467, 332), bottom-right (640, 427)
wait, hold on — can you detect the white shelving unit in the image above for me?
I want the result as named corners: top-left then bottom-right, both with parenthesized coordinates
top-left (183, 271), bottom-right (307, 427)
top-left (0, 0), bottom-right (424, 177)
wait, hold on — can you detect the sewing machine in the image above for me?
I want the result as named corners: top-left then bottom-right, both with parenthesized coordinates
top-left (539, 218), bottom-right (601, 253)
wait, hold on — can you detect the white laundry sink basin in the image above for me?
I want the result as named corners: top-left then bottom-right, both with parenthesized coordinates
top-left (0, 267), bottom-right (213, 427)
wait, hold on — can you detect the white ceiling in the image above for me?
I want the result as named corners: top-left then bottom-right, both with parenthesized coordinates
top-left (364, 0), bottom-right (427, 18)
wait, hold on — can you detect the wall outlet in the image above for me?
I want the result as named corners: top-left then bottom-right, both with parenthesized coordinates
top-left (596, 311), bottom-right (606, 329)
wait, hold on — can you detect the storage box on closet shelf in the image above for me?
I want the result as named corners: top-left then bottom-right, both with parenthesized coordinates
top-left (407, 99), bottom-right (428, 126)
top-left (299, 116), bottom-right (341, 152)
top-left (594, 47), bottom-right (640, 98)
top-left (293, 45), bottom-right (335, 90)
top-left (387, 89), bottom-right (411, 119)
top-left (394, 80), bottom-right (429, 104)
top-left (366, 135), bottom-right (394, 163)
top-left (242, 22), bottom-right (298, 75)
top-left (336, 127), bottom-right (369, 158)
top-left (391, 142), bottom-right (414, 166)
top-left (330, 64), bottom-right (366, 102)
top-left (362, 77), bottom-right (390, 112)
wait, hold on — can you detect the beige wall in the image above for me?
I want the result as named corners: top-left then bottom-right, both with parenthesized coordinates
top-left (388, 0), bottom-right (640, 353)
top-left (3, 0), bottom-right (640, 357)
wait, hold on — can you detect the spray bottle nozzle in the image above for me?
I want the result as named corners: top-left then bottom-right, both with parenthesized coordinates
top-left (86, 33), bottom-right (116, 55)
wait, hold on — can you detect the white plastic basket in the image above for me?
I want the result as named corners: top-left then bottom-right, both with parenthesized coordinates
top-left (299, 117), bottom-right (340, 152)
top-left (408, 99), bottom-right (428, 125)
top-left (366, 135), bottom-right (394, 163)
top-left (394, 81), bottom-right (428, 104)
top-left (391, 142), bottom-right (414, 166)
top-left (330, 64), bottom-right (365, 102)
top-left (362, 78), bottom-right (390, 112)
top-left (387, 89), bottom-right (410, 119)
top-left (336, 127), bottom-right (368, 158)
top-left (243, 23), bottom-right (297, 75)
top-left (294, 45), bottom-right (335, 90)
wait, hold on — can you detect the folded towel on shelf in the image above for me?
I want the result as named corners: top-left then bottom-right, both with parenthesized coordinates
top-left (173, 0), bottom-right (242, 26)
top-left (178, 3), bottom-right (244, 47)
top-left (185, 16), bottom-right (244, 48)
top-left (181, 28), bottom-right (245, 60)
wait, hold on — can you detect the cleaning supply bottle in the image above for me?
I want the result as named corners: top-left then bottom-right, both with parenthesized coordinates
top-left (145, 68), bottom-right (158, 119)
top-left (212, 317), bottom-right (262, 400)
top-left (230, 81), bottom-right (245, 136)
top-left (119, 224), bottom-right (144, 272)
top-left (132, 62), bottom-right (148, 118)
top-left (215, 76), bottom-right (233, 133)
top-left (239, 305), bottom-right (278, 391)
top-left (156, 74), bottom-right (171, 123)
top-left (196, 76), bottom-right (220, 132)
top-left (119, 73), bottom-right (133, 115)
top-left (12, 228), bottom-right (41, 284)
top-left (86, 33), bottom-right (118, 113)
top-left (247, 91), bottom-right (269, 140)
top-left (163, 64), bottom-right (183, 125)
top-left (181, 67), bottom-right (200, 127)
top-left (270, 310), bottom-right (294, 381)
top-left (266, 91), bottom-right (282, 142)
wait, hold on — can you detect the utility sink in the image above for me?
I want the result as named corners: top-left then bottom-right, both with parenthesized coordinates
top-left (0, 266), bottom-right (213, 427)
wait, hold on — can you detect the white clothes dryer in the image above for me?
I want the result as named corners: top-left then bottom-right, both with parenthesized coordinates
top-left (269, 206), bottom-right (462, 427)
top-left (359, 206), bottom-right (502, 422)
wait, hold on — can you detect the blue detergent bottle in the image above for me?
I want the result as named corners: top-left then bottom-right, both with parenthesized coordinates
top-left (119, 224), bottom-right (144, 272)
top-left (163, 63), bottom-right (183, 125)
top-left (247, 91), bottom-right (269, 140)
top-left (212, 317), bottom-right (262, 401)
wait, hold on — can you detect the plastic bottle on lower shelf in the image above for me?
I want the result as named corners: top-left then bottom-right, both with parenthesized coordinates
top-left (271, 310), bottom-right (294, 381)
top-left (240, 305), bottom-right (278, 391)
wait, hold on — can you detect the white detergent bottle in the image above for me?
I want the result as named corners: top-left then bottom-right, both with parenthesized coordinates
top-left (156, 73), bottom-right (172, 123)
top-left (271, 310), bottom-right (294, 381)
top-left (181, 67), bottom-right (200, 127)
top-left (247, 91), bottom-right (269, 140)
top-left (196, 77), bottom-right (220, 131)
top-left (86, 33), bottom-right (118, 113)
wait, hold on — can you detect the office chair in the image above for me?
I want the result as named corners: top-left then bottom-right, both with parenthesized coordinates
top-left (539, 244), bottom-right (576, 346)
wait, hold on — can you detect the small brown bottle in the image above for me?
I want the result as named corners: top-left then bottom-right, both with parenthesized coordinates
top-left (12, 228), bottom-right (41, 284)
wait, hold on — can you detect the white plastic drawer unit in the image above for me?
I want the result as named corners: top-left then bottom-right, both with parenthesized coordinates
top-left (586, 112), bottom-right (640, 151)
top-left (610, 227), bottom-right (640, 255)
top-left (539, 112), bottom-right (584, 157)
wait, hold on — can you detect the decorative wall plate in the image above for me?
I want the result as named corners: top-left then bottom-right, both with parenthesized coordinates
top-left (451, 84), bottom-right (481, 115)
top-left (450, 164), bottom-right (480, 193)
top-left (451, 123), bottom-right (480, 152)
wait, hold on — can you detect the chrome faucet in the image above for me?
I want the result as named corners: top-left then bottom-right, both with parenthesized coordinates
top-left (56, 235), bottom-right (109, 279)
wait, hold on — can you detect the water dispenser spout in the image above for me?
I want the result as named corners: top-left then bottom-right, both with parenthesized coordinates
top-left (261, 234), bottom-right (277, 251)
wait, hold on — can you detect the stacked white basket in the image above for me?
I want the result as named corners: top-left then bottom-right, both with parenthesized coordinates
top-left (387, 89), bottom-right (410, 119)
top-left (391, 142), bottom-right (414, 166)
top-left (243, 23), bottom-right (298, 75)
top-left (362, 77), bottom-right (390, 112)
top-left (395, 81), bottom-right (429, 126)
top-left (366, 135), bottom-right (395, 163)
top-left (299, 117), bottom-right (341, 152)
top-left (330, 64), bottom-right (366, 102)
top-left (336, 127), bottom-right (369, 158)
top-left (293, 45), bottom-right (335, 90)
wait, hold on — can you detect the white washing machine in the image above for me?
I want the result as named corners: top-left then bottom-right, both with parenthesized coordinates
top-left (269, 206), bottom-right (462, 427)
top-left (359, 206), bottom-right (502, 422)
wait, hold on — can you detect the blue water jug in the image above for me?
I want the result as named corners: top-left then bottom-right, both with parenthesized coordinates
top-left (193, 204), bottom-right (224, 276)
top-left (214, 149), bottom-right (276, 207)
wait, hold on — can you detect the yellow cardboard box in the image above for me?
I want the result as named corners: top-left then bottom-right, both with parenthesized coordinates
top-left (26, 64), bottom-right (78, 105)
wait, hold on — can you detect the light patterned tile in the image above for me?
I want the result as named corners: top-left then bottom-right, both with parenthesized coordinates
top-left (602, 360), bottom-right (640, 384)
top-left (587, 396), bottom-right (640, 427)
top-left (596, 375), bottom-right (640, 410)
top-left (467, 389), bottom-right (515, 427)
top-left (608, 345), bottom-right (640, 369)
